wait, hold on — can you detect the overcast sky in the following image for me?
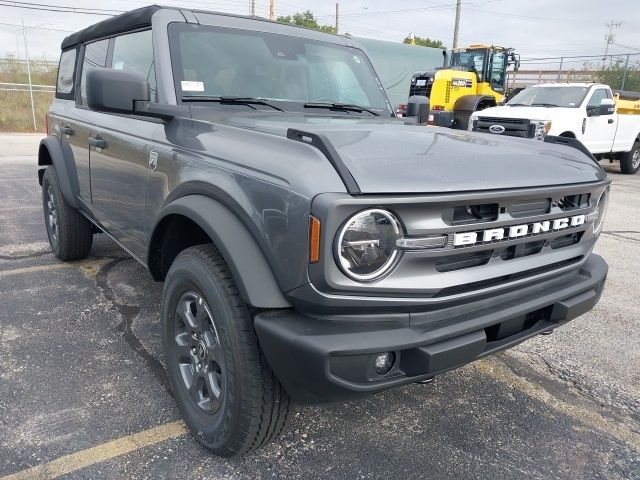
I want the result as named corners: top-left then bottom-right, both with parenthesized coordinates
top-left (1, 0), bottom-right (639, 69)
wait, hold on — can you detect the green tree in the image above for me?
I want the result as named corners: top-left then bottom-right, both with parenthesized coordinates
top-left (403, 35), bottom-right (445, 49)
top-left (595, 59), bottom-right (640, 92)
top-left (276, 10), bottom-right (336, 34)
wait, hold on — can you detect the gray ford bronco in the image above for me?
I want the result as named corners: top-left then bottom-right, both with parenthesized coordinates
top-left (40, 5), bottom-right (610, 456)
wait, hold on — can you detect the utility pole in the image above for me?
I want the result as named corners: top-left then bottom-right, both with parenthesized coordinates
top-left (250, 0), bottom-right (255, 16)
top-left (21, 18), bottom-right (36, 131)
top-left (621, 53), bottom-right (630, 90)
top-left (335, 3), bottom-right (339, 34)
top-left (269, 0), bottom-right (274, 20)
top-left (452, 0), bottom-right (461, 49)
top-left (602, 20), bottom-right (622, 68)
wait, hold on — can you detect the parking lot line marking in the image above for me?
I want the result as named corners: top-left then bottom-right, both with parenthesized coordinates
top-left (477, 358), bottom-right (640, 452)
top-left (0, 421), bottom-right (187, 480)
top-left (0, 259), bottom-right (109, 278)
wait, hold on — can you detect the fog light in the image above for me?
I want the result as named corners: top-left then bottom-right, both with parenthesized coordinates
top-left (374, 352), bottom-right (395, 375)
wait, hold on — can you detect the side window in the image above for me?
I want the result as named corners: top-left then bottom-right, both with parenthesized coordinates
top-left (111, 30), bottom-right (157, 101)
top-left (587, 89), bottom-right (609, 109)
top-left (80, 39), bottom-right (109, 106)
top-left (489, 52), bottom-right (506, 92)
top-left (56, 49), bottom-right (77, 98)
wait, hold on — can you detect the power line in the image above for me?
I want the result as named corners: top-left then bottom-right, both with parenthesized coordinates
top-left (0, 1), bottom-right (122, 15)
top-left (0, 21), bottom-right (74, 32)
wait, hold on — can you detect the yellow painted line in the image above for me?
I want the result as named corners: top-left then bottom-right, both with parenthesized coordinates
top-left (1, 421), bottom-right (187, 480)
top-left (0, 259), bottom-right (109, 278)
top-left (476, 357), bottom-right (640, 452)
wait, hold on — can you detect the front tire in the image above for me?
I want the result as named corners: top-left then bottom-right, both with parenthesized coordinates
top-left (162, 245), bottom-right (291, 456)
top-left (620, 140), bottom-right (640, 174)
top-left (42, 166), bottom-right (93, 261)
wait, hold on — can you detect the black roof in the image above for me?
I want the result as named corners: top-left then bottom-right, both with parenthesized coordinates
top-left (61, 5), bottom-right (161, 49)
top-left (61, 4), bottom-right (356, 50)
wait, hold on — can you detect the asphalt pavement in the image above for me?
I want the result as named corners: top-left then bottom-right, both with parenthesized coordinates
top-left (0, 133), bottom-right (638, 479)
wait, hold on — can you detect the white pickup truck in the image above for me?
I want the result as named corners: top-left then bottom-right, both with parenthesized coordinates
top-left (469, 83), bottom-right (640, 174)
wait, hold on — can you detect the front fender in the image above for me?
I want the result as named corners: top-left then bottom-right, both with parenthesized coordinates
top-left (150, 194), bottom-right (291, 309)
top-left (38, 136), bottom-right (80, 209)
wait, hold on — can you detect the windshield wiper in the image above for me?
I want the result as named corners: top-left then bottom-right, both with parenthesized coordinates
top-left (531, 102), bottom-right (561, 107)
top-left (303, 102), bottom-right (380, 116)
top-left (182, 96), bottom-right (284, 111)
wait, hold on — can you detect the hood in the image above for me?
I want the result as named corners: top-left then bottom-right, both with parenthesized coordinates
top-left (474, 105), bottom-right (575, 121)
top-left (193, 110), bottom-right (606, 194)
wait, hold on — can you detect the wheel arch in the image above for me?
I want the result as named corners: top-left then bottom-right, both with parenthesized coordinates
top-left (559, 131), bottom-right (576, 138)
top-left (453, 95), bottom-right (497, 113)
top-left (148, 194), bottom-right (291, 309)
top-left (38, 136), bottom-right (80, 209)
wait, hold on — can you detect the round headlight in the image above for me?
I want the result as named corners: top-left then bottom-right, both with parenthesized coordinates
top-left (593, 187), bottom-right (610, 234)
top-left (336, 209), bottom-right (402, 281)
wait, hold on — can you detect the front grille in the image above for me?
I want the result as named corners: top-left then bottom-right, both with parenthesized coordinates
top-left (434, 256), bottom-right (584, 297)
top-left (436, 251), bottom-right (493, 273)
top-left (550, 232), bottom-right (583, 249)
top-left (474, 116), bottom-right (535, 138)
top-left (409, 75), bottom-right (433, 98)
top-left (509, 199), bottom-right (551, 218)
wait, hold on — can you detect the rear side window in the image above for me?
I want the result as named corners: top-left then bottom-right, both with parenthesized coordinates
top-left (111, 30), bottom-right (157, 101)
top-left (80, 39), bottom-right (109, 106)
top-left (56, 49), bottom-right (77, 98)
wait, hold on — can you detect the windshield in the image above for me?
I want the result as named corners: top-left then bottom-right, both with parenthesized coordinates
top-left (507, 86), bottom-right (590, 108)
top-left (169, 24), bottom-right (391, 114)
top-left (450, 49), bottom-right (486, 81)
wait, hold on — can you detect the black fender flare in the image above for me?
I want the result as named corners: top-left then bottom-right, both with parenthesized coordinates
top-left (38, 136), bottom-right (80, 209)
top-left (453, 95), bottom-right (497, 114)
top-left (149, 194), bottom-right (291, 309)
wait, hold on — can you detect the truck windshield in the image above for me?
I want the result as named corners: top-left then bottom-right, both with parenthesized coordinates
top-left (507, 86), bottom-right (590, 108)
top-left (169, 24), bottom-right (391, 115)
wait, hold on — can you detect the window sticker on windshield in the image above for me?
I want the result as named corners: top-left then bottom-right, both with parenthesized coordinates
top-left (353, 55), bottom-right (361, 64)
top-left (181, 80), bottom-right (204, 92)
top-left (113, 61), bottom-right (124, 70)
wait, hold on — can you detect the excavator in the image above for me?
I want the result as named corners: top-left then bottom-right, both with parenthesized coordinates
top-left (408, 44), bottom-right (520, 129)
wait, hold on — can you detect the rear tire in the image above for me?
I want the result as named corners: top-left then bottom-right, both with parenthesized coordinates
top-left (620, 140), bottom-right (640, 174)
top-left (162, 244), bottom-right (291, 457)
top-left (42, 166), bottom-right (93, 261)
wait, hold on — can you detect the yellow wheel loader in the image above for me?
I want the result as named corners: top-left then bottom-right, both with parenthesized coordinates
top-left (408, 45), bottom-right (520, 129)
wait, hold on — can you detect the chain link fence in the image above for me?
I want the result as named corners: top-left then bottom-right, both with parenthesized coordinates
top-left (507, 53), bottom-right (640, 92)
top-left (0, 57), bottom-right (57, 132)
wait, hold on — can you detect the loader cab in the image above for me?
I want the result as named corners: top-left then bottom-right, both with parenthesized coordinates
top-left (450, 45), bottom-right (518, 95)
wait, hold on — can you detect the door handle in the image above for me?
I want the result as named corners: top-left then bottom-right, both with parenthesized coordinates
top-left (89, 137), bottom-right (106, 150)
top-left (61, 125), bottom-right (74, 136)
top-left (608, 119), bottom-right (615, 124)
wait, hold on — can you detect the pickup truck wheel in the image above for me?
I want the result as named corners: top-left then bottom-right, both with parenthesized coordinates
top-left (620, 141), bottom-right (640, 174)
top-left (41, 166), bottom-right (93, 261)
top-left (162, 245), bottom-right (291, 456)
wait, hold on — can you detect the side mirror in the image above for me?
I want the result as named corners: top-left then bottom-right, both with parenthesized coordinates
top-left (599, 98), bottom-right (615, 116)
top-left (86, 69), bottom-right (150, 114)
top-left (405, 95), bottom-right (430, 124)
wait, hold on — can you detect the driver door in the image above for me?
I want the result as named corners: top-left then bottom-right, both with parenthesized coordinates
top-left (583, 88), bottom-right (616, 154)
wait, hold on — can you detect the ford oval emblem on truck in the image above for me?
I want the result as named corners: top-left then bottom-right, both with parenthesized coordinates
top-left (489, 125), bottom-right (506, 134)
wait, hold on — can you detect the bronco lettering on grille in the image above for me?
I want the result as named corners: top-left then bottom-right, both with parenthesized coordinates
top-left (452, 214), bottom-right (586, 247)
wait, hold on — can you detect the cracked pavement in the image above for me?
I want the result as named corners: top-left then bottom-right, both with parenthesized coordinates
top-left (0, 133), bottom-right (638, 479)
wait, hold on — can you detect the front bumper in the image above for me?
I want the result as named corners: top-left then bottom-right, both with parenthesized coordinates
top-left (255, 254), bottom-right (607, 403)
